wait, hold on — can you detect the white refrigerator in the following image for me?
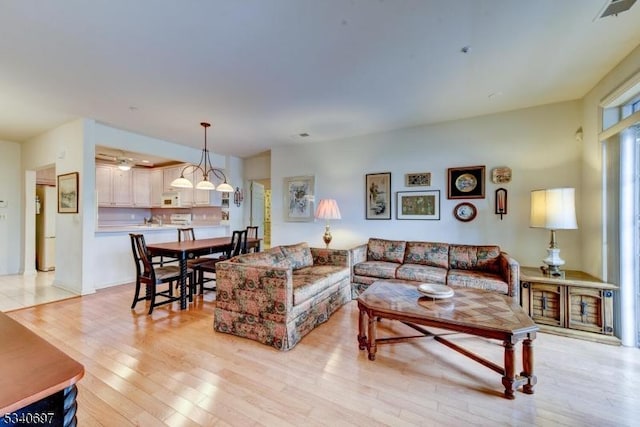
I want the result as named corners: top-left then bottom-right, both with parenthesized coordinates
top-left (36, 185), bottom-right (56, 271)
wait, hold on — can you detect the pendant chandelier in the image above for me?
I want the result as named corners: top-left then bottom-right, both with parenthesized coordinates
top-left (170, 122), bottom-right (234, 192)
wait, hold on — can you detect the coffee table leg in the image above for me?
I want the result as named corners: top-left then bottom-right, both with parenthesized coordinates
top-left (357, 305), bottom-right (367, 350)
top-left (367, 312), bottom-right (378, 361)
top-left (502, 340), bottom-right (516, 400)
top-left (521, 336), bottom-right (537, 394)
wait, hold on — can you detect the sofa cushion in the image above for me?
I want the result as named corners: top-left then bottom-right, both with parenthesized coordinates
top-left (281, 242), bottom-right (314, 270)
top-left (396, 263), bottom-right (447, 285)
top-left (353, 260), bottom-right (399, 279)
top-left (292, 265), bottom-right (350, 305)
top-left (367, 238), bottom-right (406, 263)
top-left (447, 269), bottom-right (509, 294)
top-left (291, 274), bottom-right (333, 305)
top-left (449, 245), bottom-right (501, 274)
top-left (403, 241), bottom-right (449, 268)
top-left (234, 247), bottom-right (292, 268)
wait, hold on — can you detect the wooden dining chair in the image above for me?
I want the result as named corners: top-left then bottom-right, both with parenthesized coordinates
top-left (194, 229), bottom-right (248, 294)
top-left (246, 226), bottom-right (259, 252)
top-left (177, 227), bottom-right (212, 267)
top-left (130, 233), bottom-right (195, 314)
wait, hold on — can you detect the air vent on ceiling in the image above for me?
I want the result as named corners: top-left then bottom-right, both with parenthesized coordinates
top-left (595, 0), bottom-right (637, 19)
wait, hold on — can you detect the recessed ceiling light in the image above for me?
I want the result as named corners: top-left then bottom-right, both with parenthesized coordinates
top-left (461, 46), bottom-right (471, 54)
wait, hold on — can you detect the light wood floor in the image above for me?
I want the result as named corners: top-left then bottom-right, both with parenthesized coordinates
top-left (7, 284), bottom-right (640, 426)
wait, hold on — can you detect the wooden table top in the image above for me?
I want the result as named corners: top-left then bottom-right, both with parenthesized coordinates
top-left (519, 266), bottom-right (618, 289)
top-left (358, 280), bottom-right (538, 336)
top-left (146, 237), bottom-right (260, 253)
top-left (0, 312), bottom-right (84, 415)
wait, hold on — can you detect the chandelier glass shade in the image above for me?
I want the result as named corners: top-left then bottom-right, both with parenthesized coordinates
top-left (170, 122), bottom-right (234, 192)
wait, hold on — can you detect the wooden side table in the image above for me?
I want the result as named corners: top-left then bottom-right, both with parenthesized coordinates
top-left (520, 267), bottom-right (620, 345)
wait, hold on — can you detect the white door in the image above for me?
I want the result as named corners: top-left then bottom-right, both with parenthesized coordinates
top-left (250, 181), bottom-right (265, 238)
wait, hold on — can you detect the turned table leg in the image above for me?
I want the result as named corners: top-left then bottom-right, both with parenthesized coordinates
top-left (521, 335), bottom-right (537, 394)
top-left (502, 340), bottom-right (516, 400)
top-left (367, 311), bottom-right (378, 361)
top-left (357, 305), bottom-right (367, 350)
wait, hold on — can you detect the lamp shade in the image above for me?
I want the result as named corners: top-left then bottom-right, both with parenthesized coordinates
top-left (315, 199), bottom-right (341, 220)
top-left (530, 188), bottom-right (578, 230)
top-left (195, 179), bottom-right (216, 190)
top-left (171, 176), bottom-right (194, 188)
top-left (216, 182), bottom-right (235, 193)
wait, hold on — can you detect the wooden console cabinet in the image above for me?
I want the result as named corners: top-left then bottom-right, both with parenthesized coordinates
top-left (520, 267), bottom-right (620, 345)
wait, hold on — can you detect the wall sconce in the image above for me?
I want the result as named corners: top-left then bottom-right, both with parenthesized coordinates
top-left (233, 187), bottom-right (244, 207)
top-left (495, 188), bottom-right (507, 220)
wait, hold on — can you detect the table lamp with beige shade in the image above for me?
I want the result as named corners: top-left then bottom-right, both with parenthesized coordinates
top-left (315, 199), bottom-right (341, 248)
top-left (530, 188), bottom-right (578, 277)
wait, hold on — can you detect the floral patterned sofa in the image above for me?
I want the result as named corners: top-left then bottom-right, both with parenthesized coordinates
top-left (214, 242), bottom-right (351, 351)
top-left (351, 238), bottom-right (520, 300)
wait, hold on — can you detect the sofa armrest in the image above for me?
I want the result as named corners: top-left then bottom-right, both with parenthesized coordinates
top-left (310, 247), bottom-right (350, 268)
top-left (350, 244), bottom-right (368, 266)
top-left (499, 251), bottom-right (520, 301)
top-left (215, 261), bottom-right (294, 319)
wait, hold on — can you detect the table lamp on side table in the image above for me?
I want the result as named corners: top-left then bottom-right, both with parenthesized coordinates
top-left (315, 199), bottom-right (341, 248)
top-left (530, 187), bottom-right (578, 277)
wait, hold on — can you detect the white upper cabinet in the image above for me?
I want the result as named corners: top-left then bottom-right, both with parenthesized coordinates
top-left (96, 164), bottom-right (133, 206)
top-left (132, 168), bottom-right (151, 207)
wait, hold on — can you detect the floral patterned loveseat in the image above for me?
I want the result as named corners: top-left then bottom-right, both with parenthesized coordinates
top-left (214, 242), bottom-right (351, 351)
top-left (351, 238), bottom-right (520, 300)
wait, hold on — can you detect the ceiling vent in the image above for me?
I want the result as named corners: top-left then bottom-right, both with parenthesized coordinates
top-left (595, 0), bottom-right (637, 19)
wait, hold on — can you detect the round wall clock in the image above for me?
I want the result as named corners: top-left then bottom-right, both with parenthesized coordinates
top-left (453, 202), bottom-right (477, 222)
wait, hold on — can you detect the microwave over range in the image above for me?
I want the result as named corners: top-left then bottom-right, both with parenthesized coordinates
top-left (161, 192), bottom-right (181, 208)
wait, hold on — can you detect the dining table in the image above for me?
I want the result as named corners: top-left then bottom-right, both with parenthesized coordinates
top-left (146, 236), bottom-right (261, 310)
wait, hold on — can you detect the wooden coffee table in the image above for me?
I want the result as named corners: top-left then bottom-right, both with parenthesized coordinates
top-left (357, 279), bottom-right (539, 399)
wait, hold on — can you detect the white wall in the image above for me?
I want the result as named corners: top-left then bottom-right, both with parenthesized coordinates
top-left (581, 44), bottom-right (640, 278)
top-left (272, 101), bottom-right (583, 269)
top-left (22, 118), bottom-right (88, 293)
top-left (0, 140), bottom-right (22, 275)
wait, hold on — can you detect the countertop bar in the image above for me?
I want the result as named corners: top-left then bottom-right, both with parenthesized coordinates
top-left (96, 224), bottom-right (229, 233)
top-left (0, 312), bottom-right (84, 415)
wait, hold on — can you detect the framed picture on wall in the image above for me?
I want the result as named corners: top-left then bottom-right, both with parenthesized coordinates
top-left (396, 190), bottom-right (440, 220)
top-left (283, 175), bottom-right (315, 222)
top-left (366, 172), bottom-right (391, 220)
top-left (447, 166), bottom-right (485, 199)
top-left (57, 172), bottom-right (79, 213)
top-left (405, 172), bottom-right (431, 187)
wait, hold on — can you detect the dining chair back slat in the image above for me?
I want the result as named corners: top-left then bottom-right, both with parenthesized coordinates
top-left (129, 233), bottom-right (193, 314)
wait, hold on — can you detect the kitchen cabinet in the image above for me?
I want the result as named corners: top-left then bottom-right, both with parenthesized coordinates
top-left (132, 169), bottom-right (151, 207)
top-left (96, 164), bottom-right (132, 206)
top-left (193, 168), bottom-right (211, 205)
top-left (150, 169), bottom-right (164, 207)
top-left (164, 165), bottom-right (193, 206)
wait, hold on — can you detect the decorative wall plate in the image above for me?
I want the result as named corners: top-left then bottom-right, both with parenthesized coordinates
top-left (455, 173), bottom-right (477, 192)
top-left (453, 202), bottom-right (477, 222)
top-left (491, 167), bottom-right (512, 184)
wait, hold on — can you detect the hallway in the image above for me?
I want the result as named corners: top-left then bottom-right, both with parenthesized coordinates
top-left (0, 271), bottom-right (77, 312)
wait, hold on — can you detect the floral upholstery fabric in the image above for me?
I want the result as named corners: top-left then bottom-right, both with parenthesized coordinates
top-left (353, 260), bottom-right (399, 279)
top-left (281, 242), bottom-right (314, 270)
top-left (233, 247), bottom-right (292, 268)
top-left (396, 263), bottom-right (447, 284)
top-left (351, 239), bottom-right (519, 299)
top-left (403, 241), bottom-right (449, 268)
top-left (293, 265), bottom-right (349, 305)
top-left (367, 238), bottom-right (406, 263)
top-left (448, 245), bottom-right (502, 274)
top-left (214, 245), bottom-right (351, 351)
top-left (447, 269), bottom-right (509, 294)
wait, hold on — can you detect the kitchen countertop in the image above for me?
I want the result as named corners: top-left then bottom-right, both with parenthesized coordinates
top-left (96, 224), bottom-right (229, 233)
